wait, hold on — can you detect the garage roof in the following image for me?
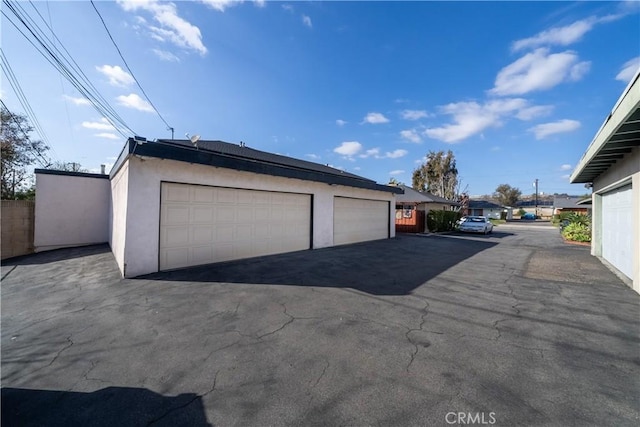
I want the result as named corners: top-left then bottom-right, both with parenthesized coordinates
top-left (571, 71), bottom-right (640, 183)
top-left (114, 138), bottom-right (403, 194)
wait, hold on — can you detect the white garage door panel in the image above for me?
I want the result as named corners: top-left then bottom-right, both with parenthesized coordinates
top-left (334, 197), bottom-right (389, 245)
top-left (160, 183), bottom-right (311, 270)
top-left (602, 184), bottom-right (632, 279)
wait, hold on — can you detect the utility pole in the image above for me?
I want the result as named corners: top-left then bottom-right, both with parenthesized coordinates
top-left (534, 178), bottom-right (539, 218)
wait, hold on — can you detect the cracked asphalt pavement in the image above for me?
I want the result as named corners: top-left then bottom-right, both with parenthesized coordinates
top-left (2, 223), bottom-right (639, 426)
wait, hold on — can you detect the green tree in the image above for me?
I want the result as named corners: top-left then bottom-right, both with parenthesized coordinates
top-left (1, 106), bottom-right (49, 199)
top-left (412, 150), bottom-right (458, 199)
top-left (493, 184), bottom-right (522, 207)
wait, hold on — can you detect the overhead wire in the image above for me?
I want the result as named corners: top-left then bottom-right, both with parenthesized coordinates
top-left (90, 0), bottom-right (173, 134)
top-left (0, 51), bottom-right (53, 167)
top-left (2, 0), bottom-right (137, 138)
top-left (45, 0), bottom-right (76, 147)
top-left (0, 98), bottom-right (52, 168)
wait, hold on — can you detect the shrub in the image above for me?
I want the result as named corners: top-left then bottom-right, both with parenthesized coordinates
top-left (427, 210), bottom-right (461, 232)
top-left (517, 208), bottom-right (527, 216)
top-left (562, 222), bottom-right (591, 242)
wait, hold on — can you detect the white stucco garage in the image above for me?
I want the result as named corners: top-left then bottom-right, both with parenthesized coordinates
top-left (110, 138), bottom-right (401, 277)
top-left (571, 71), bottom-right (640, 293)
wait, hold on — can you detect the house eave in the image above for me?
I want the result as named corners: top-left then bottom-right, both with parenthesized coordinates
top-left (571, 70), bottom-right (640, 184)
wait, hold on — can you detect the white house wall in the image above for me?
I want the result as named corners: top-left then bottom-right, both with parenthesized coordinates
top-left (110, 161), bottom-right (130, 275)
top-left (121, 156), bottom-right (396, 277)
top-left (592, 146), bottom-right (639, 293)
top-left (34, 172), bottom-right (110, 252)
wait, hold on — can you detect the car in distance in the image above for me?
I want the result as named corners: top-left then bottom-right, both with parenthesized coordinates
top-left (521, 212), bottom-right (536, 220)
top-left (458, 216), bottom-right (493, 234)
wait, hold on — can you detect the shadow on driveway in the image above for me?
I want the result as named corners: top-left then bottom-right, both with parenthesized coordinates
top-left (139, 234), bottom-right (497, 296)
top-left (1, 244), bottom-right (111, 267)
top-left (1, 387), bottom-right (211, 427)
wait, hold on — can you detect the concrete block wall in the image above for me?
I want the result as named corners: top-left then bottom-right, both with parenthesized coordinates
top-left (1, 200), bottom-right (35, 259)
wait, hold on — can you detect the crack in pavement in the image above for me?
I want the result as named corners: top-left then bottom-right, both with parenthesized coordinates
top-left (311, 360), bottom-right (330, 388)
top-left (257, 303), bottom-right (295, 339)
top-left (147, 370), bottom-right (220, 426)
top-left (405, 301), bottom-right (430, 372)
top-left (1, 265), bottom-right (18, 281)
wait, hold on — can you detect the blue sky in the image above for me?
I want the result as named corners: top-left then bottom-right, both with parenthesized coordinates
top-left (2, 0), bottom-right (639, 196)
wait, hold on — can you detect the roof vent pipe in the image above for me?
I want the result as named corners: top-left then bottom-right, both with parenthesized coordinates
top-left (100, 164), bottom-right (106, 175)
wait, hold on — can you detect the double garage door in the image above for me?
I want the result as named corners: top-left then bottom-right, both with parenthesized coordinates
top-left (160, 183), bottom-right (311, 271)
top-left (333, 197), bottom-right (389, 245)
top-left (160, 183), bottom-right (390, 271)
top-left (601, 184), bottom-right (633, 280)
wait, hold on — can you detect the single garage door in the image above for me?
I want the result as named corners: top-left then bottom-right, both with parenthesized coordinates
top-left (333, 196), bottom-right (389, 245)
top-left (601, 184), bottom-right (633, 279)
top-left (160, 182), bottom-right (311, 270)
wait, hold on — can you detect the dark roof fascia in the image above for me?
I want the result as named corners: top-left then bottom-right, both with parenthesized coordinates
top-left (35, 169), bottom-right (109, 180)
top-left (124, 139), bottom-right (403, 194)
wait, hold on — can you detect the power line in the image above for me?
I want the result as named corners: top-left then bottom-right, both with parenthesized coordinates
top-left (90, 0), bottom-right (173, 134)
top-left (2, 0), bottom-right (137, 138)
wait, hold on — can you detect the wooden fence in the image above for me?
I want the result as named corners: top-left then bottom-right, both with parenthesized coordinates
top-left (395, 209), bottom-right (425, 233)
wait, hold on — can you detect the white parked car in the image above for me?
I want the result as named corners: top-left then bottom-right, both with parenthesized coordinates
top-left (458, 216), bottom-right (493, 234)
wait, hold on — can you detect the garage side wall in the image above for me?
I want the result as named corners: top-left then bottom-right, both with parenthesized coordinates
top-left (34, 171), bottom-right (110, 252)
top-left (123, 156), bottom-right (396, 277)
top-left (110, 161), bottom-right (130, 276)
top-left (592, 146), bottom-right (639, 293)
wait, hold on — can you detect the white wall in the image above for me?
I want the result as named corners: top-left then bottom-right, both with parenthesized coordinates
top-left (110, 162), bottom-right (129, 276)
top-left (592, 146), bottom-right (639, 293)
top-left (119, 156), bottom-right (396, 277)
top-left (34, 172), bottom-right (110, 252)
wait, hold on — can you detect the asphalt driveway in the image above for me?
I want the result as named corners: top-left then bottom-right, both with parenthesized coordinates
top-left (2, 223), bottom-right (639, 426)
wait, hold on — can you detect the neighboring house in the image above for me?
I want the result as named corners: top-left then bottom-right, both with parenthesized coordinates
top-left (553, 196), bottom-right (590, 215)
top-left (35, 138), bottom-right (402, 277)
top-left (394, 185), bottom-right (459, 232)
top-left (570, 71), bottom-right (639, 293)
top-left (467, 200), bottom-right (504, 219)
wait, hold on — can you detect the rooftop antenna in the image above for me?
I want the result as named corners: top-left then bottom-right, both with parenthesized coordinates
top-left (190, 134), bottom-right (201, 149)
top-left (167, 126), bottom-right (174, 139)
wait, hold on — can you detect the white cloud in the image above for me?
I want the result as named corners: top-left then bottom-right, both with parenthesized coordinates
top-left (400, 129), bottom-right (422, 143)
top-left (306, 153), bottom-right (320, 160)
top-left (424, 98), bottom-right (530, 143)
top-left (385, 149), bottom-right (408, 159)
top-left (560, 164), bottom-right (572, 170)
top-left (400, 109), bottom-right (429, 120)
top-left (117, 0), bottom-right (207, 55)
top-left (362, 112), bottom-right (389, 124)
top-left (116, 93), bottom-right (154, 113)
top-left (389, 170), bottom-right (405, 176)
top-left (515, 105), bottom-right (554, 120)
top-left (302, 15), bottom-right (312, 28)
top-left (152, 48), bottom-right (180, 62)
top-left (63, 95), bottom-right (90, 106)
top-left (200, 0), bottom-right (265, 11)
top-left (82, 118), bottom-right (115, 130)
top-left (561, 174), bottom-right (571, 180)
top-left (512, 18), bottom-right (595, 51)
top-left (282, 4), bottom-right (294, 12)
top-left (616, 56), bottom-right (640, 83)
top-left (359, 148), bottom-right (380, 158)
top-left (336, 119), bottom-right (347, 126)
top-left (490, 48), bottom-right (590, 96)
top-left (334, 141), bottom-right (362, 157)
top-left (529, 119), bottom-right (581, 139)
top-left (512, 14), bottom-right (627, 52)
top-left (94, 132), bottom-right (120, 140)
top-left (96, 65), bottom-right (134, 87)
